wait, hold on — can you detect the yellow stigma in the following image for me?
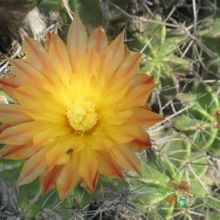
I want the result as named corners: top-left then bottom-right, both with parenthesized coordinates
top-left (67, 97), bottom-right (99, 133)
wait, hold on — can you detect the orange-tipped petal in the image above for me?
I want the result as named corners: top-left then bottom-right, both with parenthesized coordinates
top-left (126, 82), bottom-right (157, 107)
top-left (85, 48), bottom-right (102, 80)
top-left (124, 45), bottom-right (130, 58)
top-left (114, 53), bottom-right (141, 79)
top-left (13, 84), bottom-right (44, 105)
top-left (41, 166), bottom-right (63, 193)
top-left (0, 75), bottom-right (24, 88)
top-left (105, 53), bottom-right (141, 97)
top-left (102, 31), bottom-right (125, 80)
top-left (10, 60), bottom-right (44, 89)
top-left (127, 132), bottom-right (151, 152)
top-left (47, 33), bottom-right (73, 84)
top-left (23, 37), bottom-right (61, 88)
top-left (99, 151), bottom-right (124, 179)
top-left (46, 136), bottom-right (75, 169)
top-left (17, 148), bottom-right (47, 185)
top-left (14, 85), bottom-right (66, 125)
top-left (13, 86), bottom-right (64, 117)
top-left (56, 153), bottom-right (80, 200)
top-left (0, 144), bottom-right (36, 160)
top-left (23, 36), bottom-right (57, 77)
top-left (44, 32), bottom-right (51, 52)
top-left (0, 84), bottom-right (16, 99)
top-left (67, 14), bottom-right (87, 69)
top-left (33, 124), bottom-right (71, 147)
top-left (13, 85), bottom-right (67, 119)
top-left (107, 124), bottom-right (140, 144)
top-left (130, 75), bottom-right (155, 87)
top-left (111, 145), bottom-right (141, 175)
top-left (0, 104), bottom-right (31, 125)
top-left (132, 107), bottom-right (163, 128)
top-left (0, 122), bottom-right (36, 145)
top-left (80, 172), bottom-right (99, 192)
top-left (88, 27), bottom-right (108, 55)
top-left (0, 124), bottom-right (10, 133)
top-left (24, 36), bottom-right (50, 72)
top-left (107, 109), bottom-right (133, 126)
top-left (79, 147), bottom-right (99, 191)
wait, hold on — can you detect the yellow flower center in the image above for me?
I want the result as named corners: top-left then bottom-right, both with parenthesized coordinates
top-left (67, 97), bottom-right (99, 133)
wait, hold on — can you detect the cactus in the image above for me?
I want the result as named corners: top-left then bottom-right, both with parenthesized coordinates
top-left (129, 23), bottom-right (190, 86)
top-left (174, 83), bottom-right (220, 155)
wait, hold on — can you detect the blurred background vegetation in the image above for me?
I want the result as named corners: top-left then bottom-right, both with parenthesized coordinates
top-left (1, 0), bottom-right (220, 219)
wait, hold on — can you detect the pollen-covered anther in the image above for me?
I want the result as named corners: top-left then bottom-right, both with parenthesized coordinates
top-left (66, 97), bottom-right (99, 133)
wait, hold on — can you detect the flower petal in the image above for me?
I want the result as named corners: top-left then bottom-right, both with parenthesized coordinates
top-left (127, 131), bottom-right (151, 152)
top-left (24, 36), bottom-right (50, 72)
top-left (40, 166), bottom-right (63, 193)
top-left (132, 107), bottom-right (163, 128)
top-left (0, 84), bottom-right (16, 99)
top-left (0, 76), bottom-right (24, 99)
top-left (0, 122), bottom-right (36, 145)
top-left (99, 151), bottom-right (124, 179)
top-left (102, 55), bottom-right (141, 103)
top-left (113, 53), bottom-right (141, 80)
top-left (33, 124), bottom-right (71, 147)
top-left (0, 144), bottom-right (36, 160)
top-left (0, 75), bottom-right (24, 88)
top-left (107, 124), bottom-right (140, 144)
top-left (0, 104), bottom-right (31, 125)
top-left (79, 147), bottom-right (99, 191)
top-left (125, 82), bottom-right (156, 107)
top-left (24, 37), bottom-right (52, 72)
top-left (80, 172), bottom-right (99, 192)
top-left (102, 31), bottom-right (125, 81)
top-left (46, 136), bottom-right (75, 169)
top-left (67, 14), bottom-right (87, 69)
top-left (13, 84), bottom-right (45, 105)
top-left (10, 60), bottom-right (45, 89)
top-left (109, 110), bottom-right (133, 126)
top-left (130, 75), bottom-right (155, 87)
top-left (13, 85), bottom-right (67, 120)
top-left (56, 153), bottom-right (80, 200)
top-left (85, 48), bottom-right (102, 80)
top-left (124, 45), bottom-right (130, 58)
top-left (23, 37), bottom-right (62, 88)
top-left (88, 27), bottom-right (108, 55)
top-left (0, 124), bottom-right (10, 133)
top-left (111, 145), bottom-right (141, 174)
top-left (17, 148), bottom-right (47, 185)
top-left (47, 33), bottom-right (73, 84)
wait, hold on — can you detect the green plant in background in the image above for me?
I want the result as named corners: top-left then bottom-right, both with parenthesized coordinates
top-left (199, 18), bottom-right (220, 80)
top-left (36, 0), bottom-right (102, 28)
top-left (129, 23), bottom-right (190, 85)
top-left (174, 83), bottom-right (220, 155)
top-left (125, 134), bottom-right (213, 219)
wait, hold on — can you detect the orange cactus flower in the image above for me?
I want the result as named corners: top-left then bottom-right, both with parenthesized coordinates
top-left (0, 15), bottom-right (162, 200)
